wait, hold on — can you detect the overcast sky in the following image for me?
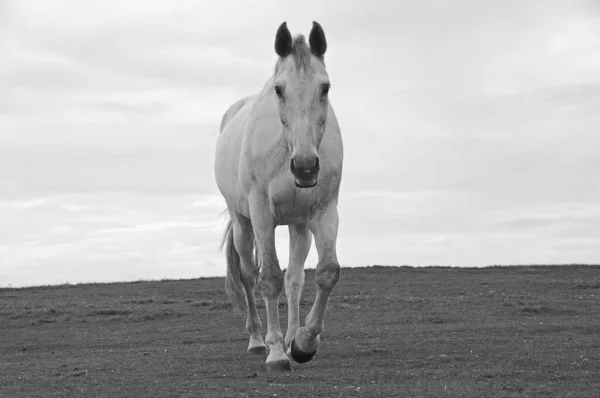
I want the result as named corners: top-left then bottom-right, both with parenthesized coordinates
top-left (1, 0), bottom-right (599, 287)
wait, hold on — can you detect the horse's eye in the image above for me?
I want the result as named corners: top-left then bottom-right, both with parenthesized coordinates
top-left (321, 85), bottom-right (330, 97)
top-left (274, 86), bottom-right (284, 100)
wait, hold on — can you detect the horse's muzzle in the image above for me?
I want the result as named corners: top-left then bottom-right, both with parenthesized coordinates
top-left (290, 156), bottom-right (319, 188)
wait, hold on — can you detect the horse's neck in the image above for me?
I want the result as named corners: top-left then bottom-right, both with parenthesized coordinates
top-left (249, 75), bottom-right (276, 118)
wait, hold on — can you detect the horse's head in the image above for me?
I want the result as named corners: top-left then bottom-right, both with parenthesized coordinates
top-left (272, 21), bottom-right (330, 188)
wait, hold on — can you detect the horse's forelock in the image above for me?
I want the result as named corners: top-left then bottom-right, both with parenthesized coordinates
top-left (291, 35), bottom-right (312, 71)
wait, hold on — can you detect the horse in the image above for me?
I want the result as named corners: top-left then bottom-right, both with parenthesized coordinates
top-left (214, 21), bottom-right (343, 372)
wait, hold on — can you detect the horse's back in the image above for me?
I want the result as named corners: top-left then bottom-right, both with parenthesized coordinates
top-left (219, 95), bottom-right (257, 134)
top-left (215, 94), bottom-right (259, 213)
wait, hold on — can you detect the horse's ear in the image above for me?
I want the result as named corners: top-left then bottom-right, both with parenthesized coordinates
top-left (309, 21), bottom-right (327, 57)
top-left (275, 22), bottom-right (293, 57)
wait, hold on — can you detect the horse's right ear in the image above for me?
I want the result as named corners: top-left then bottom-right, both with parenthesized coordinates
top-left (275, 22), bottom-right (293, 57)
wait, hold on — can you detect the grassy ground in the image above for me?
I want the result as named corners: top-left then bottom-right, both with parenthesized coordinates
top-left (1, 265), bottom-right (599, 397)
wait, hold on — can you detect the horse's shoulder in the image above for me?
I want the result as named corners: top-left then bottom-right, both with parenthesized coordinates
top-left (219, 95), bottom-right (257, 133)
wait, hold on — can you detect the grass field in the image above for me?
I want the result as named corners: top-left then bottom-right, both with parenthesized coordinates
top-left (1, 265), bottom-right (599, 397)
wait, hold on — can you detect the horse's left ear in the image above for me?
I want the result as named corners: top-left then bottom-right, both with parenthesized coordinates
top-left (309, 21), bottom-right (327, 57)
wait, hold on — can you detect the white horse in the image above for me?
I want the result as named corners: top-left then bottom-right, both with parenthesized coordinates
top-left (214, 21), bottom-right (343, 372)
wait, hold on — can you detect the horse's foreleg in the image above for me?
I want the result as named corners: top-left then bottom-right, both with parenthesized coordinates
top-left (284, 224), bottom-right (312, 350)
top-left (231, 214), bottom-right (266, 355)
top-left (290, 203), bottom-right (340, 363)
top-left (250, 197), bottom-right (291, 372)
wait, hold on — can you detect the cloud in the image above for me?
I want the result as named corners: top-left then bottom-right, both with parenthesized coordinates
top-left (0, 149), bottom-right (214, 200)
top-left (0, 192), bottom-right (228, 287)
top-left (2, 190), bottom-right (600, 287)
top-left (2, 1), bottom-right (600, 286)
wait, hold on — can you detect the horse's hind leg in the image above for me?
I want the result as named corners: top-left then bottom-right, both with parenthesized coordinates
top-left (232, 212), bottom-right (267, 355)
top-left (284, 224), bottom-right (312, 350)
top-left (290, 202), bottom-right (340, 363)
top-left (249, 196), bottom-right (291, 372)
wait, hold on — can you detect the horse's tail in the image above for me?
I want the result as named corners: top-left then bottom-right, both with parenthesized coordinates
top-left (220, 216), bottom-right (249, 312)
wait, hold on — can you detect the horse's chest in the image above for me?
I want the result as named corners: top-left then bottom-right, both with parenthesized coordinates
top-left (269, 187), bottom-right (320, 225)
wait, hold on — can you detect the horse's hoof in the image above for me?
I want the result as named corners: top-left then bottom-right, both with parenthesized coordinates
top-left (248, 334), bottom-right (267, 355)
top-left (290, 338), bottom-right (316, 363)
top-left (266, 359), bottom-right (293, 372)
top-left (247, 345), bottom-right (267, 355)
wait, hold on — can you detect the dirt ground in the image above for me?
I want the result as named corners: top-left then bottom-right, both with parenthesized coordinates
top-left (1, 265), bottom-right (599, 397)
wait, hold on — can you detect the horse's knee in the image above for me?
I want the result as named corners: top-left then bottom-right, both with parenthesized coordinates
top-left (240, 266), bottom-right (259, 287)
top-left (315, 262), bottom-right (340, 291)
top-left (259, 267), bottom-right (284, 298)
top-left (285, 268), bottom-right (305, 288)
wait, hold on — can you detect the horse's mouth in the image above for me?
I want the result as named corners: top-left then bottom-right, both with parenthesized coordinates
top-left (295, 177), bottom-right (317, 188)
